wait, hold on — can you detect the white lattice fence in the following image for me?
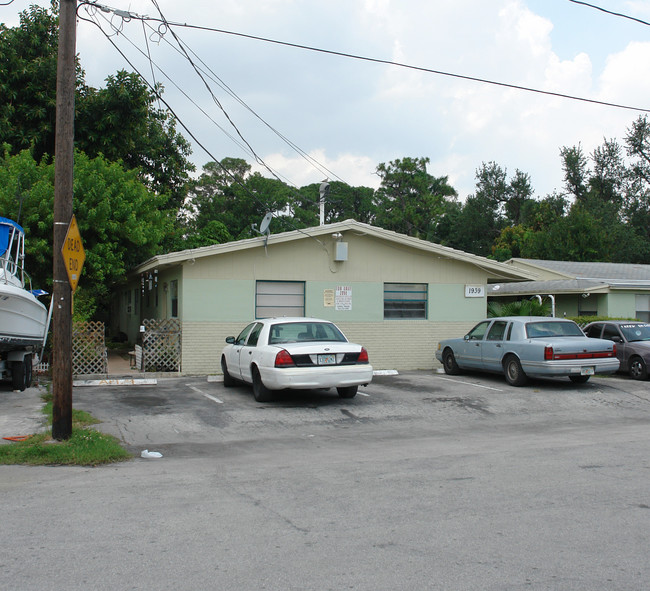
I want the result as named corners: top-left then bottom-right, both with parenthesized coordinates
top-left (73, 321), bottom-right (107, 375)
top-left (142, 318), bottom-right (182, 372)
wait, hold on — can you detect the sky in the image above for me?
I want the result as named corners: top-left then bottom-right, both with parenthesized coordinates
top-left (3, 0), bottom-right (650, 201)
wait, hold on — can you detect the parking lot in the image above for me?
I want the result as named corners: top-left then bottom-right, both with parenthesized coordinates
top-left (2, 371), bottom-right (650, 590)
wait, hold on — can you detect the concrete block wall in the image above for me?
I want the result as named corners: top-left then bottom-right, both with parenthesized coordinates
top-left (181, 320), bottom-right (476, 375)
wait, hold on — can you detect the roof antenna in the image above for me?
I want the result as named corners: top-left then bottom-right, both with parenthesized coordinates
top-left (252, 212), bottom-right (273, 253)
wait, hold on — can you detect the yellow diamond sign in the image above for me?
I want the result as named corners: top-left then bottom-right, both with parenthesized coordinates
top-left (61, 215), bottom-right (85, 292)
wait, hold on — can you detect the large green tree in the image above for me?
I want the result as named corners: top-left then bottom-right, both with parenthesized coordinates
top-left (0, 3), bottom-right (83, 162)
top-left (373, 157), bottom-right (457, 238)
top-left (76, 72), bottom-right (193, 210)
top-left (184, 158), bottom-right (293, 246)
top-left (0, 3), bottom-right (193, 211)
top-left (0, 148), bottom-right (171, 320)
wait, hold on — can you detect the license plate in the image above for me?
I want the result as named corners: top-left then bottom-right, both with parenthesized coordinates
top-left (581, 367), bottom-right (595, 376)
top-left (318, 354), bottom-right (336, 365)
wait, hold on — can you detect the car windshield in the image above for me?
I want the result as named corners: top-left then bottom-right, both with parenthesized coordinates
top-left (620, 323), bottom-right (650, 342)
top-left (268, 322), bottom-right (347, 344)
top-left (526, 321), bottom-right (585, 338)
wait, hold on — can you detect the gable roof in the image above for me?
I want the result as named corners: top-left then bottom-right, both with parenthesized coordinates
top-left (132, 219), bottom-right (535, 281)
top-left (492, 258), bottom-right (650, 296)
top-left (506, 258), bottom-right (650, 282)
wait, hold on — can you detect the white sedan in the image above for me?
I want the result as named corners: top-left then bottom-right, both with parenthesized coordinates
top-left (221, 317), bottom-right (373, 401)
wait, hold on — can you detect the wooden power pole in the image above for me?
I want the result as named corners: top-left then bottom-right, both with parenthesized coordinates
top-left (52, 0), bottom-right (77, 440)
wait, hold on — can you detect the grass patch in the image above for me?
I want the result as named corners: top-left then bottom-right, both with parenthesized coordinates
top-left (0, 391), bottom-right (132, 466)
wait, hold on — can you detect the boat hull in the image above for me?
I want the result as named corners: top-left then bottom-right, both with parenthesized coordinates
top-left (0, 284), bottom-right (48, 352)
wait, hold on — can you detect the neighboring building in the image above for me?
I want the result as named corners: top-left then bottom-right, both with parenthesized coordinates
top-left (490, 259), bottom-right (650, 321)
top-left (113, 219), bottom-right (534, 374)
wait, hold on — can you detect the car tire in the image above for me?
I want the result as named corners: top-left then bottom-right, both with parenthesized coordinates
top-left (337, 385), bottom-right (358, 398)
top-left (569, 375), bottom-right (590, 384)
top-left (11, 360), bottom-right (26, 391)
top-left (24, 354), bottom-right (32, 389)
top-left (629, 356), bottom-right (648, 380)
top-left (503, 355), bottom-right (528, 386)
top-left (252, 366), bottom-right (273, 402)
top-left (442, 349), bottom-right (460, 375)
top-left (221, 357), bottom-right (236, 387)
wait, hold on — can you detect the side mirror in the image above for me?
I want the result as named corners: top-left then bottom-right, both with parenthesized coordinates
top-left (611, 336), bottom-right (622, 343)
top-left (225, 336), bottom-right (235, 344)
top-left (464, 335), bottom-right (470, 341)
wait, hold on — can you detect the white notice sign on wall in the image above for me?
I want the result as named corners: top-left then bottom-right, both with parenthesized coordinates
top-left (336, 285), bottom-right (352, 310)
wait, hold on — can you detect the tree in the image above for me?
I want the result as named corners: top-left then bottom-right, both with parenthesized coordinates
top-left (76, 72), bottom-right (194, 210)
top-left (0, 5), bottom-right (193, 212)
top-left (374, 157), bottom-right (457, 238)
top-left (0, 148), bottom-right (171, 320)
top-left (291, 181), bottom-right (376, 226)
top-left (184, 159), bottom-right (293, 246)
top-left (0, 3), bottom-right (83, 162)
top-left (560, 144), bottom-right (589, 203)
top-left (504, 169), bottom-right (534, 226)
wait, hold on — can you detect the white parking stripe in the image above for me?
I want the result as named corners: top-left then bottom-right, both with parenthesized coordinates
top-left (435, 376), bottom-right (503, 392)
top-left (357, 391), bottom-right (370, 397)
top-left (187, 384), bottom-right (223, 404)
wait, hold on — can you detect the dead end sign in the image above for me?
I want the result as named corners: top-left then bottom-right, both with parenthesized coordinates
top-left (61, 215), bottom-right (86, 292)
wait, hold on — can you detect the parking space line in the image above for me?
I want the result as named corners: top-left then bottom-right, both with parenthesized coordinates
top-left (187, 384), bottom-right (223, 404)
top-left (436, 376), bottom-right (503, 392)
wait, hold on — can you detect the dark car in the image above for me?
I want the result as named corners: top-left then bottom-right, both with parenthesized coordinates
top-left (583, 321), bottom-right (650, 380)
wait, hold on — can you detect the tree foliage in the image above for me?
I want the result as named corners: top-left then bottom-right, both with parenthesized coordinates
top-left (0, 148), bottom-right (171, 320)
top-left (373, 156), bottom-right (457, 238)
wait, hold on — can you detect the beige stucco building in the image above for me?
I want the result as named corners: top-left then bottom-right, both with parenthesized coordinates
top-left (113, 219), bottom-right (534, 374)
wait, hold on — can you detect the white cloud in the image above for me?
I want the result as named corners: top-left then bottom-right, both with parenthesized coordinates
top-left (4, 0), bottom-right (649, 202)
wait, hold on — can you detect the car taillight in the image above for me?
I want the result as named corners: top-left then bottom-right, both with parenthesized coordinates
top-left (358, 347), bottom-right (369, 364)
top-left (544, 346), bottom-right (553, 361)
top-left (274, 349), bottom-right (295, 367)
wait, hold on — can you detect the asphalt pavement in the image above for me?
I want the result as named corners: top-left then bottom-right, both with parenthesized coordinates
top-left (2, 371), bottom-right (650, 590)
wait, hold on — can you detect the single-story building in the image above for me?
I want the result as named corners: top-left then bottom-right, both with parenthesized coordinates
top-left (112, 219), bottom-right (535, 374)
top-left (489, 259), bottom-right (650, 321)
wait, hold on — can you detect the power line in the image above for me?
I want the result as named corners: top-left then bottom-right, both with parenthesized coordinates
top-left (77, 3), bottom-right (340, 246)
top-left (108, 11), bottom-right (650, 114)
top-left (79, 0), bottom-right (347, 189)
top-left (568, 0), bottom-right (650, 27)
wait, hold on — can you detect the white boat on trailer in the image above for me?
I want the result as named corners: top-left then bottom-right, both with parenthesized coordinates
top-left (0, 216), bottom-right (48, 390)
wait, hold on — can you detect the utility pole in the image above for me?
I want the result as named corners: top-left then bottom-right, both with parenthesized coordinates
top-left (52, 0), bottom-right (77, 440)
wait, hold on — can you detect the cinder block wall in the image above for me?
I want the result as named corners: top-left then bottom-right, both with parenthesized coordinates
top-left (181, 320), bottom-right (475, 375)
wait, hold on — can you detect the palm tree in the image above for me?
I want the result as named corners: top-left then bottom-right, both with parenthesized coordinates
top-left (487, 299), bottom-right (551, 318)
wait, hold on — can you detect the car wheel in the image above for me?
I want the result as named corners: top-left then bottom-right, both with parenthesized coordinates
top-left (442, 349), bottom-right (460, 375)
top-left (629, 356), bottom-right (648, 380)
top-left (503, 355), bottom-right (528, 386)
top-left (569, 375), bottom-right (590, 384)
top-left (252, 366), bottom-right (273, 402)
top-left (221, 356), bottom-right (236, 387)
top-left (11, 360), bottom-right (26, 391)
top-left (337, 385), bottom-right (358, 398)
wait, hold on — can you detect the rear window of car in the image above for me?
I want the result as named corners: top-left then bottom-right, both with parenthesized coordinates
top-left (620, 323), bottom-right (650, 342)
top-left (268, 322), bottom-right (347, 344)
top-left (526, 321), bottom-right (585, 338)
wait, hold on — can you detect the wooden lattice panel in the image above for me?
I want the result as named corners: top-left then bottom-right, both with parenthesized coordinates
top-left (72, 321), bottom-right (107, 375)
top-left (141, 318), bottom-right (181, 372)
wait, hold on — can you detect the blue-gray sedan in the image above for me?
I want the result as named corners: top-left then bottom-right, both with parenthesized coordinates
top-left (435, 316), bottom-right (620, 386)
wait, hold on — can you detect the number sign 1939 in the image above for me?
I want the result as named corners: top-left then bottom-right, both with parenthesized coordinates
top-left (465, 285), bottom-right (485, 298)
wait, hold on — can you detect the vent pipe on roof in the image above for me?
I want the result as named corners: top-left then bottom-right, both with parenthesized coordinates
top-left (319, 182), bottom-right (330, 226)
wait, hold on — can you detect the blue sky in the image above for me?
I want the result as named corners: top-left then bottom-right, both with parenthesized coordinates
top-left (3, 0), bottom-right (650, 201)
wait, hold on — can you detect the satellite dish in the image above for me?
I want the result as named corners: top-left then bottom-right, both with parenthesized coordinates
top-left (259, 212), bottom-right (273, 235)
